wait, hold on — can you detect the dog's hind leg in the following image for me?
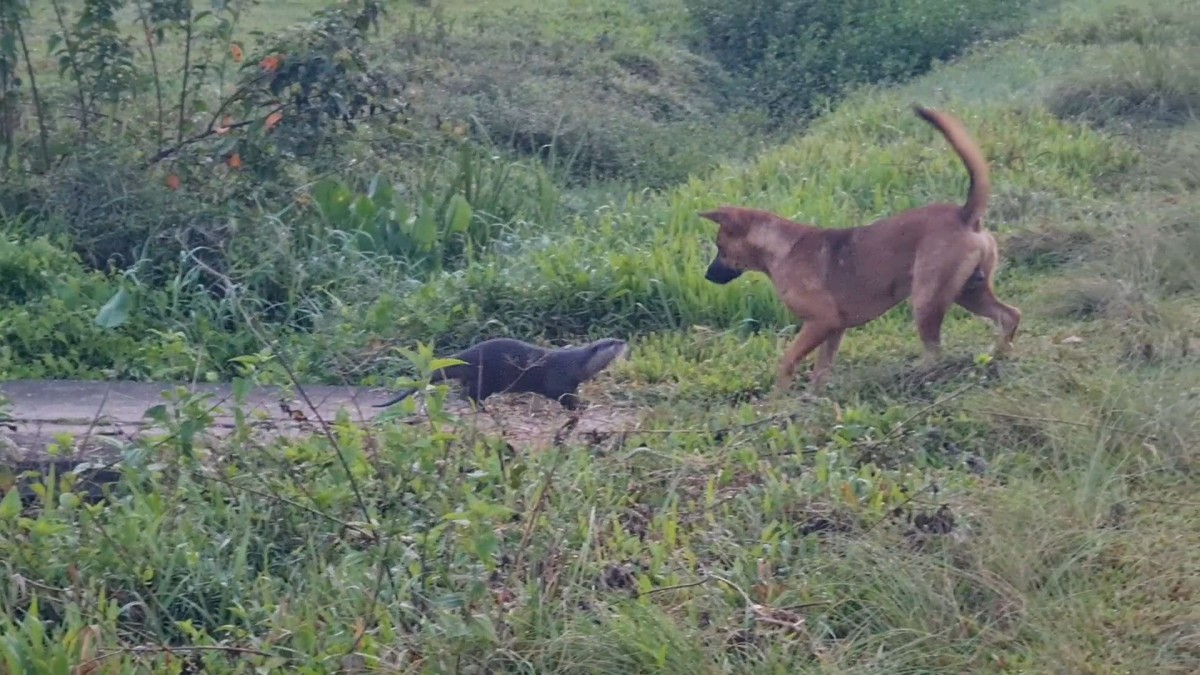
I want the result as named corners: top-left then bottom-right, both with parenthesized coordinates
top-left (955, 282), bottom-right (1022, 356)
top-left (955, 239), bottom-right (1021, 356)
top-left (911, 287), bottom-right (955, 367)
top-left (912, 254), bottom-right (982, 366)
top-left (913, 304), bottom-right (949, 367)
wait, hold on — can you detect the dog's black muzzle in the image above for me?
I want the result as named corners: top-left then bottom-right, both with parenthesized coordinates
top-left (704, 258), bottom-right (744, 285)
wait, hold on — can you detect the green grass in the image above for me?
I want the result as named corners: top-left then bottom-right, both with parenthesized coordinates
top-left (3, 0), bottom-right (1200, 672)
top-left (20, 0), bottom-right (754, 188)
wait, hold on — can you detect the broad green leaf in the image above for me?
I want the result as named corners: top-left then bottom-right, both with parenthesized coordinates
top-left (429, 357), bottom-right (467, 371)
top-left (231, 377), bottom-right (252, 402)
top-left (352, 195), bottom-right (377, 227)
top-left (310, 179), bottom-right (353, 225)
top-left (473, 531), bottom-right (499, 559)
top-left (0, 487), bottom-right (21, 520)
top-left (94, 288), bottom-right (133, 329)
top-left (143, 404), bottom-right (169, 424)
top-left (368, 173), bottom-right (395, 208)
top-left (446, 194), bottom-right (472, 234)
top-left (412, 202), bottom-right (438, 248)
top-left (387, 202), bottom-right (410, 239)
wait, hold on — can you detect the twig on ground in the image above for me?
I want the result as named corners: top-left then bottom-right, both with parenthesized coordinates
top-left (77, 644), bottom-right (279, 671)
top-left (633, 577), bottom-right (713, 598)
top-left (961, 407), bottom-right (1159, 440)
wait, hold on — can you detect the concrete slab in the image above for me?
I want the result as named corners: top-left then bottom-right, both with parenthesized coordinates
top-left (0, 379), bottom-right (640, 462)
top-left (1, 379), bottom-right (376, 426)
top-left (0, 379), bottom-right (383, 461)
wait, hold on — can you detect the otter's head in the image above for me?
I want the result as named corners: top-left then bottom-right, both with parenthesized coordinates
top-left (698, 207), bottom-right (767, 285)
top-left (580, 337), bottom-right (628, 379)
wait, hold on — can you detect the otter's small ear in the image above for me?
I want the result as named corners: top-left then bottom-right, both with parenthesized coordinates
top-left (698, 209), bottom-right (725, 226)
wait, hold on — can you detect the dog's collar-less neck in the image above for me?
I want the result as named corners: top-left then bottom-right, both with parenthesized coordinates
top-left (753, 224), bottom-right (811, 279)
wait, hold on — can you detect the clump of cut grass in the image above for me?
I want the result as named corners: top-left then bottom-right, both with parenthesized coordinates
top-left (1040, 276), bottom-right (1156, 322)
top-left (1001, 221), bottom-right (1102, 271)
top-left (1036, 272), bottom-right (1193, 367)
top-left (1119, 124), bottom-right (1200, 192)
top-left (1045, 0), bottom-right (1200, 47)
top-left (986, 186), bottom-right (1080, 226)
top-left (1046, 46), bottom-right (1200, 127)
top-left (1097, 203), bottom-right (1200, 298)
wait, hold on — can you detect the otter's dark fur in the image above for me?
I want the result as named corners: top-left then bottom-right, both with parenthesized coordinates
top-left (374, 337), bottom-right (627, 411)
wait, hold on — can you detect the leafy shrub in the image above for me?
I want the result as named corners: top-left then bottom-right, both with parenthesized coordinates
top-left (0, 231), bottom-right (82, 305)
top-left (298, 140), bottom-right (559, 274)
top-left (1046, 46), bottom-right (1200, 127)
top-left (683, 0), bottom-right (1039, 119)
top-left (0, 0), bottom-right (406, 280)
top-left (0, 229), bottom-right (198, 380)
top-left (1, 150), bottom-right (228, 274)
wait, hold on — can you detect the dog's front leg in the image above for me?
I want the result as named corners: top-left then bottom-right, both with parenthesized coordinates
top-left (773, 323), bottom-right (837, 398)
top-left (809, 328), bottom-right (846, 391)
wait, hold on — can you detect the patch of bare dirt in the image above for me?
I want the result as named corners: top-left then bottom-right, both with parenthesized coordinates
top-left (419, 394), bottom-right (642, 451)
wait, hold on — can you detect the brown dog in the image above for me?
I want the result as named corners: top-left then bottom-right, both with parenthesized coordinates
top-left (700, 105), bottom-right (1021, 396)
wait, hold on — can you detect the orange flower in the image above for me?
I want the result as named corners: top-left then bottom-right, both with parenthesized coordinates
top-left (229, 43), bottom-right (244, 63)
top-left (259, 54), bottom-right (282, 73)
top-left (227, 153), bottom-right (242, 170)
top-left (265, 111), bottom-right (283, 131)
top-left (165, 174), bottom-right (181, 190)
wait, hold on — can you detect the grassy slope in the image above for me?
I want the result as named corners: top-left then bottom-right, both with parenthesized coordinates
top-left (2, 0), bottom-right (1199, 672)
top-left (580, 2), bottom-right (1199, 669)
top-left (23, 0), bottom-right (751, 188)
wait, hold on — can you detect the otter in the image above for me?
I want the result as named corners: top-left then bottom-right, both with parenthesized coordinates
top-left (373, 337), bottom-right (627, 411)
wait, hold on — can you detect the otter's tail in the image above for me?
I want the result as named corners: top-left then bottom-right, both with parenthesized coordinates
top-left (372, 388), bottom-right (417, 408)
top-left (913, 105), bottom-right (990, 231)
top-left (373, 365), bottom-right (460, 408)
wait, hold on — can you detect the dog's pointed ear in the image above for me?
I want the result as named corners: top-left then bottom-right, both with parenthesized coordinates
top-left (698, 209), bottom-right (726, 226)
top-left (698, 207), bottom-right (747, 235)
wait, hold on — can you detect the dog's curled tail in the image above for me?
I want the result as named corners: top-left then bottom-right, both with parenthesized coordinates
top-left (913, 105), bottom-right (990, 231)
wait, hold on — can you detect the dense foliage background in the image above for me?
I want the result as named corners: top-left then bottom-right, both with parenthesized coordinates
top-left (1, 0), bottom-right (1197, 672)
